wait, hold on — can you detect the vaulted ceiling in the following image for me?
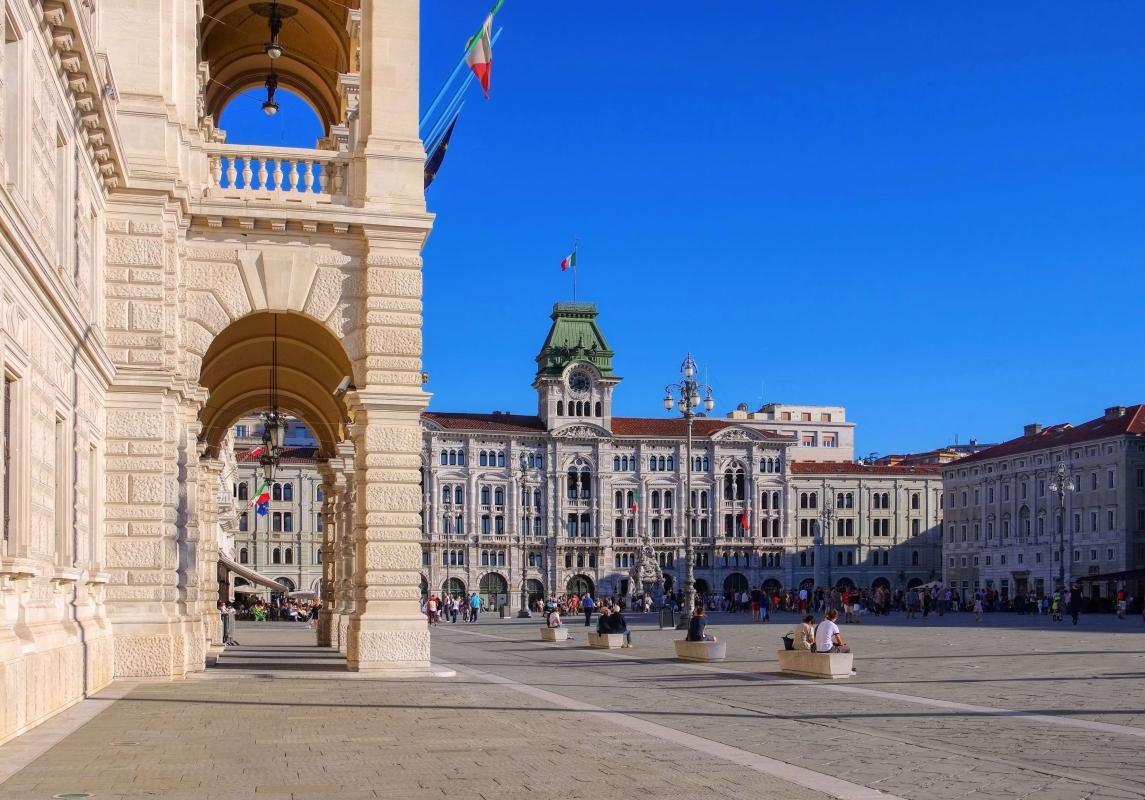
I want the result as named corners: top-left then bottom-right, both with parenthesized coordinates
top-left (200, 0), bottom-right (358, 132)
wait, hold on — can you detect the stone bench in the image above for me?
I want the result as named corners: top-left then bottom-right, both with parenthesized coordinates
top-left (539, 626), bottom-right (569, 642)
top-left (674, 639), bottom-right (726, 661)
top-left (777, 649), bottom-right (853, 678)
top-left (587, 632), bottom-right (626, 649)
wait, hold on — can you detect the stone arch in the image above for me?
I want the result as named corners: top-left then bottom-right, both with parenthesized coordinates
top-left (182, 246), bottom-right (360, 384)
top-left (566, 574), bottom-right (594, 596)
top-left (198, 311), bottom-right (354, 458)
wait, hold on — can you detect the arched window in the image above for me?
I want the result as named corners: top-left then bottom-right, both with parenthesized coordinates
top-left (836, 492), bottom-right (845, 509)
top-left (457, 451), bottom-right (465, 465)
top-left (481, 551), bottom-right (490, 566)
top-left (565, 553), bottom-right (573, 568)
top-left (911, 550), bottom-right (919, 566)
top-left (614, 456), bottom-right (621, 471)
top-left (614, 491), bottom-right (623, 510)
top-left (283, 512), bottom-right (293, 532)
top-left (651, 491), bottom-right (661, 510)
top-left (576, 552), bottom-right (585, 568)
top-left (272, 512), bottom-right (282, 532)
top-left (239, 512), bottom-right (249, 532)
top-left (239, 547), bottom-right (249, 564)
top-left (455, 486), bottom-right (464, 505)
top-left (272, 548), bottom-right (281, 564)
top-left (272, 483), bottom-right (283, 502)
top-left (284, 548), bottom-right (293, 565)
top-left (480, 486), bottom-right (490, 505)
top-left (882, 492), bottom-right (890, 507)
top-left (457, 550), bottom-right (465, 565)
top-left (772, 518), bottom-right (780, 536)
top-left (762, 492), bottom-right (769, 510)
top-left (442, 486), bottom-right (451, 504)
top-left (316, 486), bottom-right (324, 502)
top-left (772, 491), bottom-right (780, 509)
top-left (800, 492), bottom-right (808, 509)
top-left (440, 450), bottom-right (448, 465)
top-left (911, 492), bottom-right (920, 510)
top-left (448, 450), bottom-right (457, 466)
top-left (703, 456), bottom-right (710, 471)
top-left (809, 492), bottom-right (818, 509)
top-left (237, 483), bottom-right (249, 501)
top-left (443, 550), bottom-right (450, 565)
top-left (282, 482), bottom-right (293, 502)
top-left (595, 402), bottom-right (602, 417)
top-left (557, 401), bottom-right (564, 416)
top-left (626, 490), bottom-right (635, 510)
top-left (494, 487), bottom-right (504, 506)
top-left (479, 451), bottom-right (488, 466)
top-left (800, 552), bottom-right (807, 567)
top-left (664, 490), bottom-right (673, 509)
top-left (497, 451), bottom-right (506, 467)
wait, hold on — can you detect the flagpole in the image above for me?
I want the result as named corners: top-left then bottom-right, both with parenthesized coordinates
top-left (572, 240), bottom-right (578, 304)
top-left (419, 12), bottom-right (504, 133)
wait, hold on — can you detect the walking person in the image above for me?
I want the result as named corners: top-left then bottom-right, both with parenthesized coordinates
top-left (1067, 587), bottom-right (1081, 626)
top-left (582, 593), bottom-right (596, 627)
top-left (468, 592), bottom-right (480, 623)
top-left (973, 594), bottom-right (984, 623)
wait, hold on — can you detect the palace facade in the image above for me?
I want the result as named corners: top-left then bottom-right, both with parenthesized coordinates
top-left (420, 304), bottom-right (944, 611)
top-left (942, 406), bottom-right (1145, 603)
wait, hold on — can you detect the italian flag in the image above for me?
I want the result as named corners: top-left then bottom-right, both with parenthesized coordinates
top-left (560, 250), bottom-right (577, 271)
top-left (630, 488), bottom-right (640, 514)
top-left (248, 479), bottom-right (270, 511)
top-left (740, 504), bottom-right (750, 530)
top-left (465, 11), bottom-right (495, 99)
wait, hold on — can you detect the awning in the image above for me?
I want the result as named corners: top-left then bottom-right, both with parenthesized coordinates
top-left (219, 553), bottom-right (291, 592)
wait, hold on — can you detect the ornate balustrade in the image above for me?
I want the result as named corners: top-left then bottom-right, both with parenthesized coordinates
top-left (204, 144), bottom-right (348, 201)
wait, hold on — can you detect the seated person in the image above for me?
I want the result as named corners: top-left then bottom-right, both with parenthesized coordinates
top-left (813, 609), bottom-right (851, 653)
top-left (595, 607), bottom-right (613, 635)
top-left (787, 614), bottom-right (815, 651)
top-left (547, 608), bottom-right (564, 628)
top-left (609, 605), bottom-right (633, 648)
top-left (685, 606), bottom-right (716, 642)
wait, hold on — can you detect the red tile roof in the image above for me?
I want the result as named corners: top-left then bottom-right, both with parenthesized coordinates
top-left (611, 417), bottom-right (789, 441)
top-left (235, 446), bottom-right (319, 464)
top-left (790, 461), bottom-right (941, 476)
top-left (421, 413), bottom-right (790, 441)
top-left (953, 405), bottom-right (1145, 465)
top-left (422, 412), bottom-right (547, 433)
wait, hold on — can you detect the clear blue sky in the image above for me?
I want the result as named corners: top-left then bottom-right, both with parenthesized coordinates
top-left (223, 1), bottom-right (1145, 457)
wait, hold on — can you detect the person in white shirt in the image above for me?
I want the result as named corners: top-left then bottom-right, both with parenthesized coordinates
top-left (814, 609), bottom-right (851, 653)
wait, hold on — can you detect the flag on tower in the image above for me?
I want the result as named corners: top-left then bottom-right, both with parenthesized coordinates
top-left (560, 249), bottom-right (577, 271)
top-left (465, 5), bottom-right (498, 99)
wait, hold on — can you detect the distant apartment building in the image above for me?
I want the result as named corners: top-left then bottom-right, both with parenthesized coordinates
top-left (726, 403), bottom-right (855, 462)
top-left (942, 405), bottom-right (1145, 603)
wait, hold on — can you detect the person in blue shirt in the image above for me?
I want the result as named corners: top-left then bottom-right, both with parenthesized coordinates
top-left (581, 593), bottom-right (595, 627)
top-left (468, 592), bottom-right (480, 623)
top-left (685, 606), bottom-right (716, 642)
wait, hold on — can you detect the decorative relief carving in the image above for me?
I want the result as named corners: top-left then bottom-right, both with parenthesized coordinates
top-left (552, 424), bottom-right (610, 440)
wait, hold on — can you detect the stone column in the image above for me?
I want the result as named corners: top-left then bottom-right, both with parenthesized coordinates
top-left (345, 391), bottom-right (428, 673)
top-left (334, 448), bottom-right (355, 653)
top-left (316, 460), bottom-right (340, 648)
top-left (198, 457), bottom-right (224, 653)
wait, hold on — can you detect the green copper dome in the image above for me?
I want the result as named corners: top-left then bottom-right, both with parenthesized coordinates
top-left (534, 303), bottom-right (617, 378)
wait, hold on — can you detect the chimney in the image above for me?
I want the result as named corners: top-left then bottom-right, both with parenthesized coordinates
top-left (1023, 423), bottom-right (1042, 436)
top-left (1104, 406), bottom-right (1127, 420)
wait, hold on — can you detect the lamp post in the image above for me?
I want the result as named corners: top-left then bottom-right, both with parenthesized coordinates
top-left (819, 486), bottom-right (835, 593)
top-left (663, 354), bottom-right (715, 628)
top-left (1049, 462), bottom-right (1075, 593)
top-left (517, 453), bottom-right (534, 618)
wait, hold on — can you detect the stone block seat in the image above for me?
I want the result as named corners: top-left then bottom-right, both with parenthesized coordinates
top-left (540, 626), bottom-right (569, 642)
top-left (777, 649), bottom-right (853, 678)
top-left (587, 632), bottom-right (625, 649)
top-left (674, 639), bottom-right (726, 661)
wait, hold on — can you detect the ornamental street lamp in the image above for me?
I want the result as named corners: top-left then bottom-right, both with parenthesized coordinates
top-left (1049, 462), bottom-right (1075, 593)
top-left (819, 486), bottom-right (835, 592)
top-left (662, 353), bottom-right (715, 628)
top-left (517, 453), bottom-right (534, 618)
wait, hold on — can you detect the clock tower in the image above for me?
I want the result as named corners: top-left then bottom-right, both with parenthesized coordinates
top-left (533, 303), bottom-right (621, 431)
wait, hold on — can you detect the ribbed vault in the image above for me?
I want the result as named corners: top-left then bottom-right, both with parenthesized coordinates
top-left (199, 312), bottom-right (353, 457)
top-left (200, 0), bottom-right (358, 132)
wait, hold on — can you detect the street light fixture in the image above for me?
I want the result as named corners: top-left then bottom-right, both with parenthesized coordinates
top-left (662, 353), bottom-right (715, 628)
top-left (819, 486), bottom-right (835, 593)
top-left (1049, 462), bottom-right (1076, 593)
top-left (517, 453), bottom-right (534, 618)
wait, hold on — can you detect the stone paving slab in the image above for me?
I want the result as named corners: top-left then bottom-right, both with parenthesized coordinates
top-left (1, 614), bottom-right (1141, 800)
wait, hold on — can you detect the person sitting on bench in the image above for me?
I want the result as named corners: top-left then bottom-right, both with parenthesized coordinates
top-left (548, 607), bottom-right (572, 638)
top-left (685, 606), bottom-right (716, 642)
top-left (787, 614), bottom-right (815, 651)
top-left (813, 609), bottom-right (851, 653)
top-left (595, 606), bottom-right (612, 635)
top-left (609, 605), bottom-right (633, 648)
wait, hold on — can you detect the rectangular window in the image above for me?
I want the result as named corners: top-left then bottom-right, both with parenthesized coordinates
top-left (1108, 470), bottom-right (1115, 489)
top-left (1035, 552), bottom-right (1042, 563)
top-left (1107, 547), bottom-right (1114, 561)
top-left (1090, 511), bottom-right (1098, 532)
top-left (1108, 510), bottom-right (1115, 530)
top-left (822, 433), bottom-right (837, 448)
top-left (1017, 553), bottom-right (1023, 565)
top-left (985, 555), bottom-right (992, 566)
top-left (55, 414), bottom-right (70, 564)
top-left (2, 376), bottom-right (12, 544)
top-left (1000, 555), bottom-right (1007, 565)
top-left (235, 424), bottom-right (247, 437)
top-left (801, 433), bottom-right (817, 447)
top-left (1137, 468), bottom-right (1144, 488)
top-left (1089, 548), bottom-right (1097, 561)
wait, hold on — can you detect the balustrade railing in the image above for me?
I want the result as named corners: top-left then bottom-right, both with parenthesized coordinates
top-left (205, 144), bottom-right (348, 198)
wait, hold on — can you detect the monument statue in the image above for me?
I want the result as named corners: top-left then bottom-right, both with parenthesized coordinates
top-left (629, 529), bottom-right (664, 607)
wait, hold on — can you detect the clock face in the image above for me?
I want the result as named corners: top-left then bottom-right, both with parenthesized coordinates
top-left (568, 369), bottom-right (591, 394)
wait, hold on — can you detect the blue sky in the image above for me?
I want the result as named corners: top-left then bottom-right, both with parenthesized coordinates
top-left (223, 1), bottom-right (1145, 457)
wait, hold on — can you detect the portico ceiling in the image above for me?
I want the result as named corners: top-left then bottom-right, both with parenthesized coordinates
top-left (199, 312), bottom-right (354, 458)
top-left (200, 0), bottom-right (358, 131)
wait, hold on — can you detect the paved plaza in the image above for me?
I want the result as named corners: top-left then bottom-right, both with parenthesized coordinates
top-left (0, 613), bottom-right (1142, 800)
